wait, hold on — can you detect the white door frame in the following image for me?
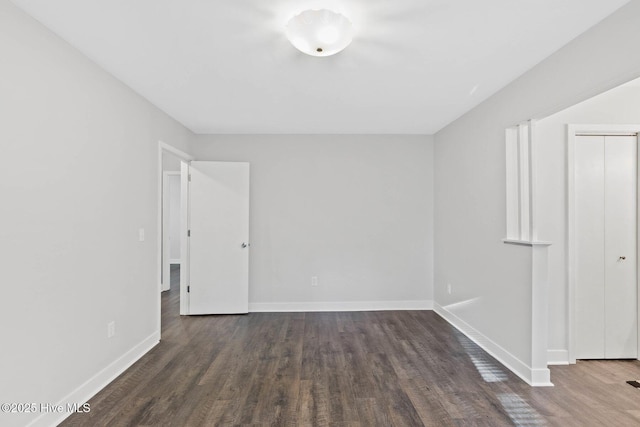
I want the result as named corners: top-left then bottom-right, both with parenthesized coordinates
top-left (567, 124), bottom-right (640, 363)
top-left (180, 161), bottom-right (190, 315)
top-left (157, 141), bottom-right (194, 336)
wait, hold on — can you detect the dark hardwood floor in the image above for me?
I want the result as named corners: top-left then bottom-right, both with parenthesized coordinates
top-left (62, 266), bottom-right (640, 426)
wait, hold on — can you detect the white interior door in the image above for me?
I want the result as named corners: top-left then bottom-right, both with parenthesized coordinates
top-left (575, 135), bottom-right (606, 358)
top-left (186, 161), bottom-right (250, 314)
top-left (575, 134), bottom-right (637, 359)
top-left (604, 135), bottom-right (637, 357)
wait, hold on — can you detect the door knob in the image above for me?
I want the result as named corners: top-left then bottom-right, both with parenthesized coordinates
top-left (241, 242), bottom-right (249, 248)
top-left (619, 256), bottom-right (626, 261)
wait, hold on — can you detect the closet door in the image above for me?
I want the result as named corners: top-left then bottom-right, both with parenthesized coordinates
top-left (604, 135), bottom-right (637, 358)
top-left (575, 135), bottom-right (637, 359)
top-left (575, 135), bottom-right (606, 359)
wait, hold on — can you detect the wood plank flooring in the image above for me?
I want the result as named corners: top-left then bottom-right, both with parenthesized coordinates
top-left (61, 267), bottom-right (640, 426)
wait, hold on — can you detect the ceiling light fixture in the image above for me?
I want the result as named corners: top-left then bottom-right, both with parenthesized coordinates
top-left (285, 9), bottom-right (353, 57)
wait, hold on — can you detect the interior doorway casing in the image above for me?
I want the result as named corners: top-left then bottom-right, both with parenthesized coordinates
top-left (567, 124), bottom-right (640, 364)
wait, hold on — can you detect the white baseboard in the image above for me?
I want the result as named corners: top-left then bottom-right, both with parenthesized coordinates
top-left (434, 302), bottom-right (553, 387)
top-left (547, 349), bottom-right (570, 365)
top-left (249, 300), bottom-right (433, 312)
top-left (28, 332), bottom-right (160, 427)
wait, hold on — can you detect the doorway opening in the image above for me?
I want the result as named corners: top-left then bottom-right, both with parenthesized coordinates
top-left (157, 141), bottom-right (194, 336)
top-left (162, 171), bottom-right (181, 292)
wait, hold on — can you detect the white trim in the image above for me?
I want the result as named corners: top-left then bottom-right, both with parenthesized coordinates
top-left (569, 124), bottom-right (640, 135)
top-left (567, 125), bottom-right (640, 364)
top-left (547, 350), bottom-right (570, 365)
top-left (519, 122), bottom-right (531, 240)
top-left (157, 141), bottom-right (194, 332)
top-left (169, 259), bottom-right (181, 265)
top-left (506, 127), bottom-right (520, 239)
top-left (531, 244), bottom-right (551, 380)
top-left (179, 161), bottom-right (190, 315)
top-left (529, 119), bottom-right (538, 241)
top-left (434, 302), bottom-right (553, 387)
top-left (27, 333), bottom-right (159, 427)
top-left (505, 120), bottom-right (542, 242)
top-left (567, 126), bottom-right (576, 364)
top-left (249, 300), bottom-right (433, 312)
top-left (159, 141), bottom-right (195, 162)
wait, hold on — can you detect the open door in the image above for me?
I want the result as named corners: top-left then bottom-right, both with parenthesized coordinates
top-left (180, 161), bottom-right (250, 315)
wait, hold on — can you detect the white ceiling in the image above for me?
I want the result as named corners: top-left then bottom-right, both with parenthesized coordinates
top-left (11, 0), bottom-right (629, 134)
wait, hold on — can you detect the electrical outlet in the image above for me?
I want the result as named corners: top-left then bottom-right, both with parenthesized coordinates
top-left (311, 276), bottom-right (318, 286)
top-left (138, 228), bottom-right (145, 242)
top-left (447, 283), bottom-right (452, 295)
top-left (107, 321), bottom-right (116, 338)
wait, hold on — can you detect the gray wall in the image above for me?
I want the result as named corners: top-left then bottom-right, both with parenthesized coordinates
top-left (0, 1), bottom-right (192, 426)
top-left (434, 0), bottom-right (640, 375)
top-left (191, 135), bottom-right (434, 309)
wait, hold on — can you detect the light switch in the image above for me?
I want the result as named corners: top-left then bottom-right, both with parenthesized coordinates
top-left (139, 228), bottom-right (145, 242)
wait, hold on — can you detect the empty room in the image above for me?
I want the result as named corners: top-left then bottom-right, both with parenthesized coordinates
top-left (2, 0), bottom-right (640, 426)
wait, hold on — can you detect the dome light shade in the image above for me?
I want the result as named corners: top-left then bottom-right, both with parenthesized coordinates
top-left (286, 9), bottom-right (354, 57)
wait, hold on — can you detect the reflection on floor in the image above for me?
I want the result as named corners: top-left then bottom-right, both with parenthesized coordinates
top-left (456, 333), bottom-right (509, 384)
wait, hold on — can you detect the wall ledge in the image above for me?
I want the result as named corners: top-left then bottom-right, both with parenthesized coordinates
top-left (502, 238), bottom-right (552, 246)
